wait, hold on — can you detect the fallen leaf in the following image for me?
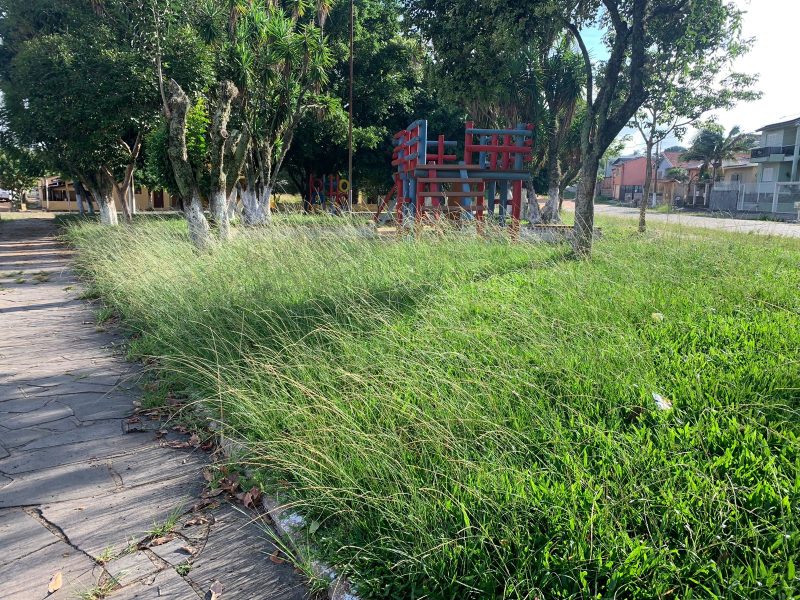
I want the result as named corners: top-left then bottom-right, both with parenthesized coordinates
top-left (202, 468), bottom-right (213, 482)
top-left (269, 549), bottom-right (286, 564)
top-left (179, 545), bottom-right (197, 555)
top-left (188, 433), bottom-right (201, 447)
top-left (309, 520), bottom-right (320, 535)
top-left (192, 499), bottom-right (219, 512)
top-left (184, 516), bottom-right (209, 527)
top-left (163, 440), bottom-right (190, 449)
top-left (150, 534), bottom-right (175, 546)
top-left (204, 580), bottom-right (224, 600)
top-left (651, 312), bottom-right (665, 322)
top-left (48, 571), bottom-right (63, 593)
top-left (172, 425), bottom-right (189, 434)
top-left (202, 487), bottom-right (224, 499)
top-left (219, 476), bottom-right (239, 493)
top-left (125, 416), bottom-right (141, 424)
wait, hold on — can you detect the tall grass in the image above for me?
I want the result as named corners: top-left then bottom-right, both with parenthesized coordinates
top-left (66, 217), bottom-right (800, 599)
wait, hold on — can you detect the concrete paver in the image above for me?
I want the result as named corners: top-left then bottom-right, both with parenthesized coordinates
top-left (0, 216), bottom-right (311, 599)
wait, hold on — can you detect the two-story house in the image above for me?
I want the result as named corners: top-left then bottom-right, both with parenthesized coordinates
top-left (744, 117), bottom-right (800, 214)
top-left (751, 117), bottom-right (800, 184)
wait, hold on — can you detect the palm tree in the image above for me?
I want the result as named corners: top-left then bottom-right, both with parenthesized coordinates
top-left (682, 125), bottom-right (757, 182)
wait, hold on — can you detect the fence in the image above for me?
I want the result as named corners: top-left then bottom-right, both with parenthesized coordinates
top-left (706, 181), bottom-right (800, 216)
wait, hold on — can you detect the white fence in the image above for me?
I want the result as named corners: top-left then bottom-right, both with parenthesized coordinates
top-left (708, 182), bottom-right (800, 215)
top-left (738, 182), bottom-right (800, 214)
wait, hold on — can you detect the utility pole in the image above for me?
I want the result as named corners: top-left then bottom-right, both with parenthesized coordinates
top-left (652, 141), bottom-right (659, 208)
top-left (347, 0), bottom-right (354, 213)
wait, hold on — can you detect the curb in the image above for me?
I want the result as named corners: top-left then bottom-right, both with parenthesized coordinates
top-left (217, 434), bottom-right (360, 600)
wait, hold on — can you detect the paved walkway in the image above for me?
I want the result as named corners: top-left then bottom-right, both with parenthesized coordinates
top-left (0, 216), bottom-right (309, 599)
top-left (583, 202), bottom-right (800, 237)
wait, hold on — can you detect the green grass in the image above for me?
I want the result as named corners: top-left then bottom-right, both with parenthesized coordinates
top-left (65, 217), bottom-right (800, 599)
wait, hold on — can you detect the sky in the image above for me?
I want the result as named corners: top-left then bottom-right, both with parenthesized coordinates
top-left (588, 0), bottom-right (800, 154)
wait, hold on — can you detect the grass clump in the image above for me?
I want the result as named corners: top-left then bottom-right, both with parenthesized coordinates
top-left (66, 217), bottom-right (800, 599)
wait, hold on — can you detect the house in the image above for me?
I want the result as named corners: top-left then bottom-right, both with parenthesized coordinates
top-left (713, 117), bottom-right (800, 216)
top-left (750, 116), bottom-right (800, 185)
top-left (605, 155), bottom-right (647, 203)
top-left (720, 153), bottom-right (758, 184)
top-left (36, 177), bottom-right (178, 213)
top-left (602, 152), bottom-right (704, 206)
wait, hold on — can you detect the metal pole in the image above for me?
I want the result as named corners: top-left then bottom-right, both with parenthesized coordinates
top-left (347, 0), bottom-right (354, 213)
top-left (653, 141), bottom-right (659, 207)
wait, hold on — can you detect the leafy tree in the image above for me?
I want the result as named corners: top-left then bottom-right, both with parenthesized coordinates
top-left (284, 0), bottom-right (427, 207)
top-left (630, 0), bottom-right (758, 232)
top-left (666, 167), bottom-right (688, 182)
top-left (0, 0), bottom-right (158, 224)
top-left (228, 1), bottom-right (332, 226)
top-left (0, 142), bottom-right (40, 208)
top-left (405, 0), bottom-right (585, 223)
top-left (548, 0), bottom-right (753, 254)
top-left (682, 123), bottom-right (758, 183)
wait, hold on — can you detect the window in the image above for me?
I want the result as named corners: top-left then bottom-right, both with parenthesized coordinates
top-left (766, 131), bottom-right (783, 147)
top-left (762, 167), bottom-right (775, 182)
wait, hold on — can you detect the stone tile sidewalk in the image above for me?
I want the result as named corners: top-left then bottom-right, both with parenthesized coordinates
top-left (0, 216), bottom-right (310, 599)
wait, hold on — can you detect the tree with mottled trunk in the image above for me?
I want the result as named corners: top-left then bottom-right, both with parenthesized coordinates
top-left (83, 170), bottom-right (119, 226)
top-left (526, 178), bottom-right (543, 224)
top-left (166, 80), bottom-right (212, 248)
top-left (232, 3), bottom-right (331, 226)
top-left (165, 79), bottom-right (248, 248)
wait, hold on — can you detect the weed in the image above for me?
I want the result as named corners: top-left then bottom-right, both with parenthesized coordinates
top-left (74, 577), bottom-right (119, 600)
top-left (95, 547), bottom-right (117, 565)
top-left (14, 277), bottom-right (25, 284)
top-left (66, 217), bottom-right (800, 599)
top-left (95, 306), bottom-right (115, 324)
top-left (175, 563), bottom-right (192, 576)
top-left (147, 506), bottom-right (183, 539)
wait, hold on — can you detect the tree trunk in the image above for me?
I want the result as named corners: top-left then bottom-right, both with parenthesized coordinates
top-left (84, 173), bottom-right (118, 226)
top-left (259, 185), bottom-right (273, 222)
top-left (240, 185), bottom-right (264, 225)
top-left (113, 179), bottom-right (133, 223)
top-left (73, 179), bottom-right (85, 216)
top-left (184, 191), bottom-right (211, 249)
top-left (226, 184), bottom-right (240, 221)
top-left (166, 79), bottom-right (212, 247)
top-left (97, 194), bottom-right (118, 226)
top-left (210, 189), bottom-right (230, 241)
top-left (573, 152), bottom-right (600, 255)
top-left (639, 140), bottom-right (654, 233)
top-left (525, 178), bottom-right (543, 225)
top-left (542, 136), bottom-right (562, 223)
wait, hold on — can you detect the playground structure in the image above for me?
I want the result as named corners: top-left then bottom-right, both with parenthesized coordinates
top-left (375, 120), bottom-right (534, 232)
top-left (308, 173), bottom-right (350, 213)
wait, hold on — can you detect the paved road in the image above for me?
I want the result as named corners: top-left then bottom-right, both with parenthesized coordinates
top-left (0, 216), bottom-right (309, 599)
top-left (581, 202), bottom-right (800, 238)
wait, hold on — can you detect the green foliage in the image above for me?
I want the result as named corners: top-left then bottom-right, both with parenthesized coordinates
top-left (67, 218), bottom-right (800, 599)
top-left (0, 141), bottom-right (40, 203)
top-left (666, 167), bottom-right (689, 183)
top-left (285, 0), bottom-right (438, 199)
top-left (0, 0), bottom-right (157, 182)
top-left (683, 125), bottom-right (759, 180)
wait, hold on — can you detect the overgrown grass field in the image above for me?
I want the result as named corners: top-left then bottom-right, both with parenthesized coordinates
top-left (66, 217), bottom-right (800, 599)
